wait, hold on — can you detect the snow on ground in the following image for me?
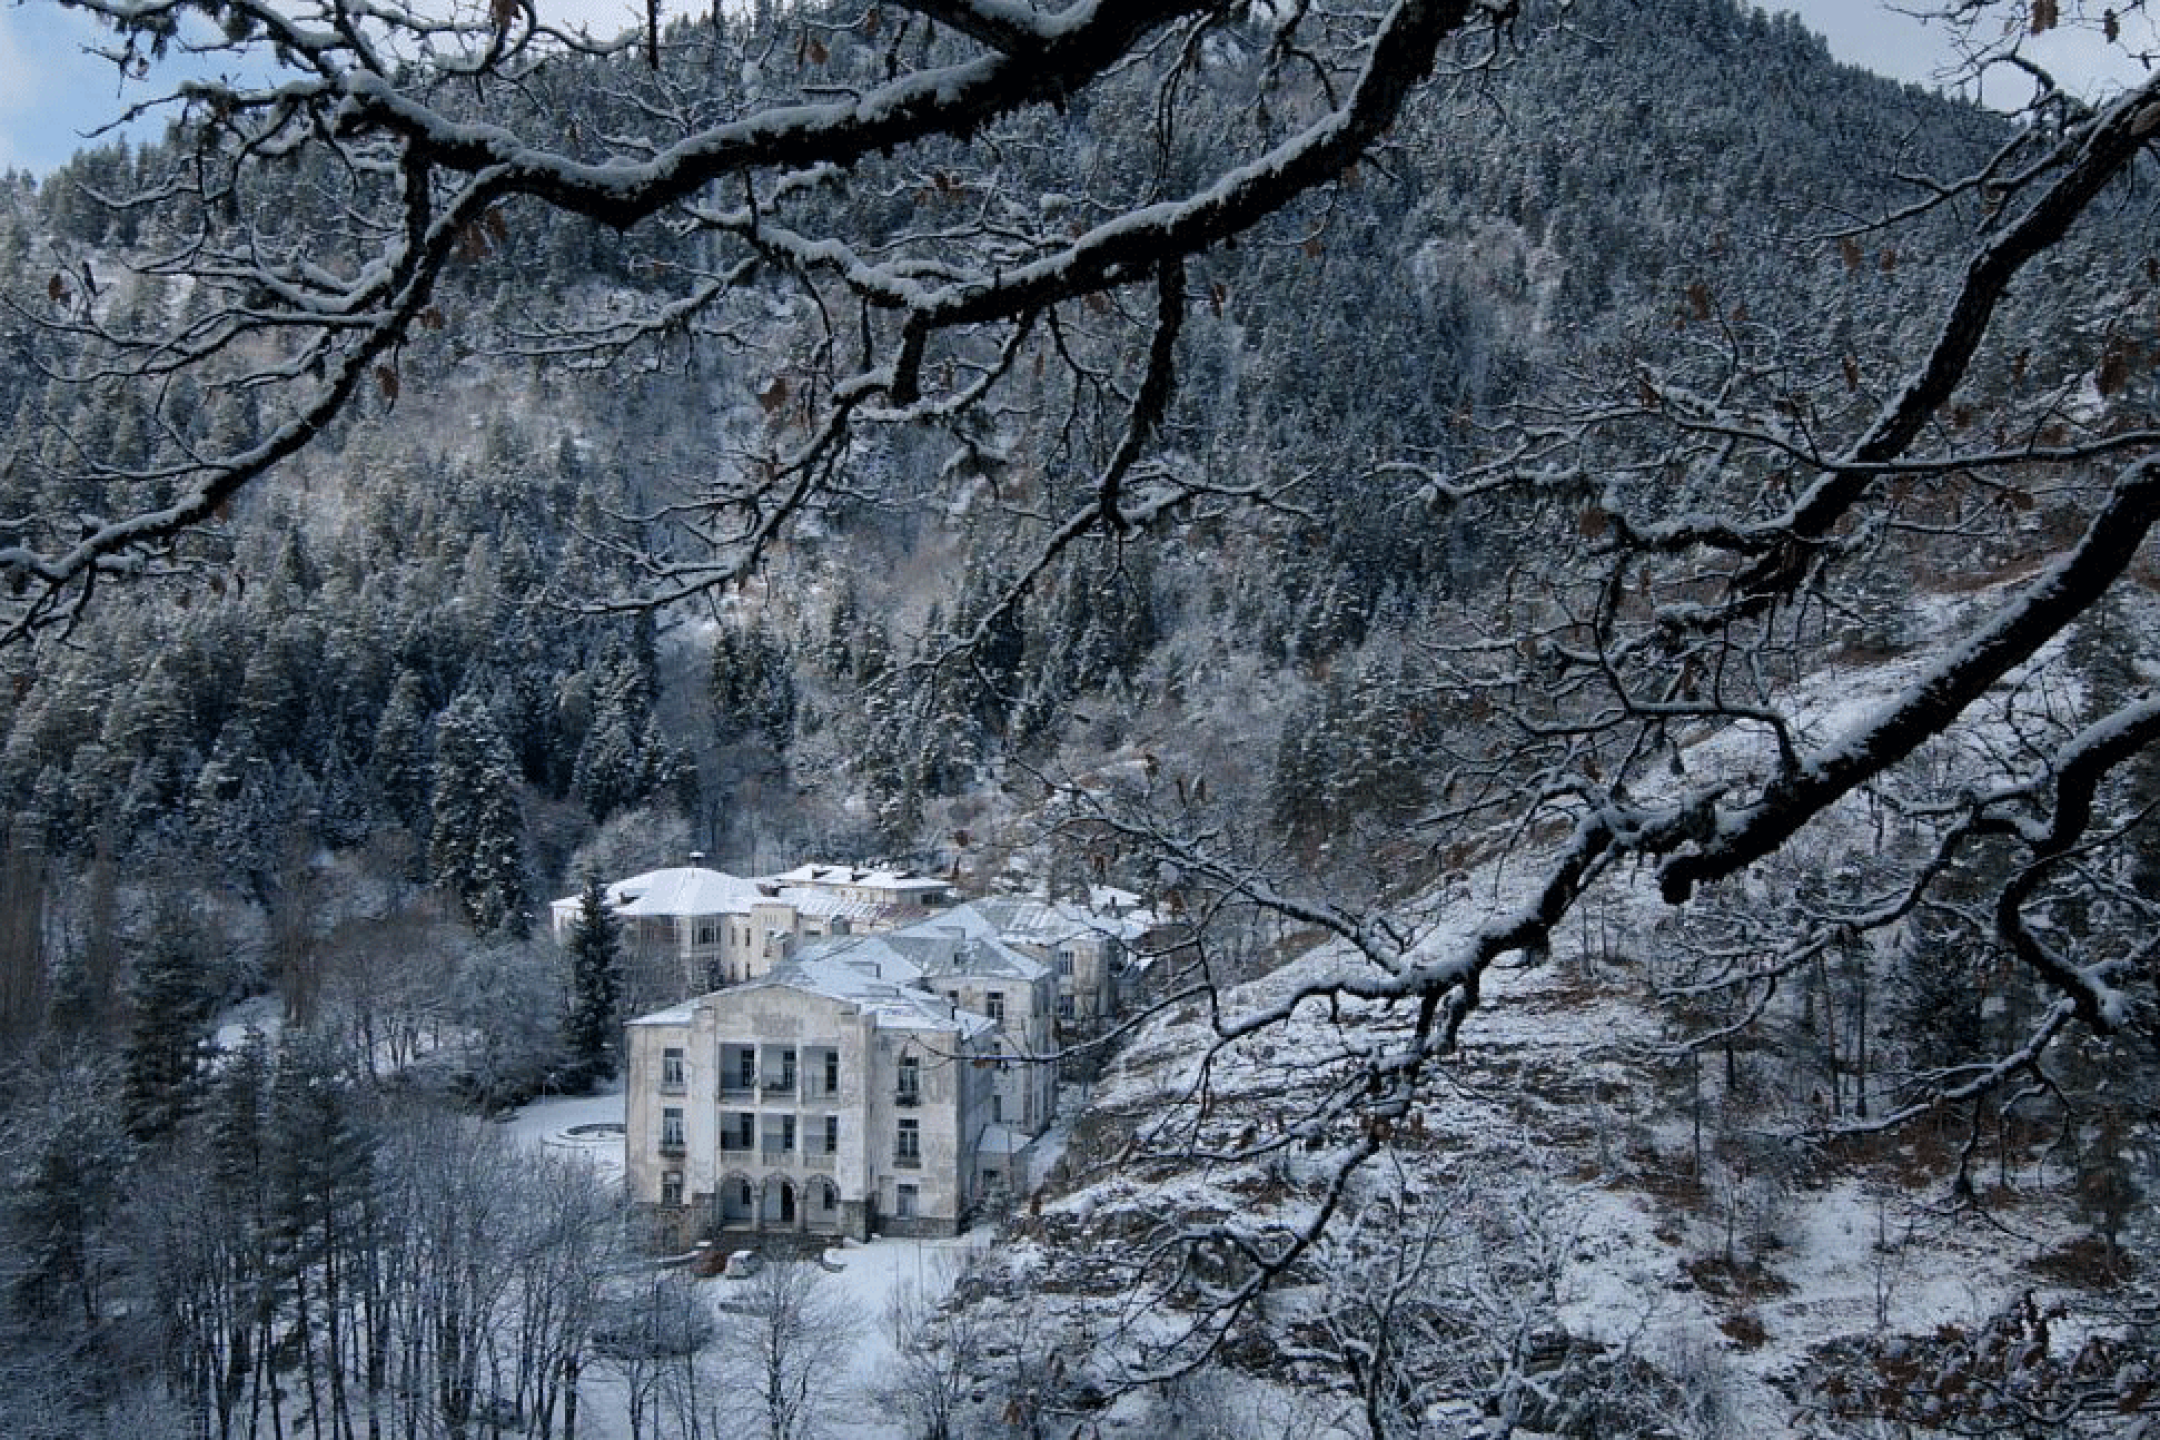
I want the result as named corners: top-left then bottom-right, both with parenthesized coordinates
top-left (500, 1076), bottom-right (630, 1188)
top-left (212, 991), bottom-right (286, 1051)
top-left (1044, 748), bottom-right (2117, 1438)
top-left (770, 1226), bottom-right (994, 1440)
top-left (500, 1080), bottom-right (989, 1439)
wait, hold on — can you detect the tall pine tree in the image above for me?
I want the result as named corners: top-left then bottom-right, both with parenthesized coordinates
top-left (428, 689), bottom-right (529, 936)
top-left (368, 668), bottom-right (434, 836)
top-left (122, 905), bottom-right (215, 1144)
top-left (561, 872), bottom-right (624, 1089)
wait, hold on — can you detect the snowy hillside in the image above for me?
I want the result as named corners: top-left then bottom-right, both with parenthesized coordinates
top-left (949, 601), bottom-right (2160, 1437)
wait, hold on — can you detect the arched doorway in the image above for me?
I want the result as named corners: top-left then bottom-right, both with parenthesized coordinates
top-left (717, 1173), bottom-right (755, 1229)
top-left (762, 1177), bottom-right (797, 1228)
top-left (807, 1176), bottom-right (841, 1232)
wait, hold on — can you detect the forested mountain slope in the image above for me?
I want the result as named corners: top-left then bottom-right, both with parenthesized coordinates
top-left (0, 0), bottom-right (2155, 1434)
top-left (0, 0), bottom-right (2040, 896)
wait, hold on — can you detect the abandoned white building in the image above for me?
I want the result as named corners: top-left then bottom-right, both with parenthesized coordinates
top-left (759, 862), bottom-right (957, 915)
top-left (623, 931), bottom-right (1053, 1247)
top-left (894, 896), bottom-right (1125, 1030)
top-left (809, 929), bottom-right (1059, 1137)
top-left (604, 858), bottom-right (1151, 1247)
top-left (546, 864), bottom-right (885, 996)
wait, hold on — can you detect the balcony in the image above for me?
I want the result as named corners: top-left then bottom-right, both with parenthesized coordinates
top-left (659, 1139), bottom-right (685, 1157)
top-left (719, 1045), bottom-right (757, 1097)
top-left (758, 1048), bottom-right (799, 1097)
top-left (894, 1089), bottom-right (920, 1108)
top-left (802, 1151), bottom-right (836, 1171)
top-left (893, 1152), bottom-right (921, 1170)
top-left (760, 1146), bottom-right (793, 1166)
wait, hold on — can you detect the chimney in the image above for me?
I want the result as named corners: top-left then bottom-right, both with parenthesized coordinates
top-left (689, 850), bottom-right (706, 868)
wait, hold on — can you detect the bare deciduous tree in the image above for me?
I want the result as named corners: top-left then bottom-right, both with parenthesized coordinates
top-left (1306, 1150), bottom-right (1731, 1440)
top-left (718, 1259), bottom-right (860, 1440)
top-left (870, 1253), bottom-right (988, 1440)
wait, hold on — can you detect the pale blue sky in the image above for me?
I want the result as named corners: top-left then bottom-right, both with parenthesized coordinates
top-left (1781, 0), bottom-right (2153, 97)
top-left (0, 1), bottom-right (2151, 178)
top-left (0, 1), bottom-right (645, 176)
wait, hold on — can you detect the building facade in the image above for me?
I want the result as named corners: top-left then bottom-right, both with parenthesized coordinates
top-left (802, 929), bottom-right (1059, 1142)
top-left (625, 956), bottom-right (998, 1250)
top-left (897, 897), bottom-right (1125, 1030)
top-left (548, 865), bottom-right (884, 998)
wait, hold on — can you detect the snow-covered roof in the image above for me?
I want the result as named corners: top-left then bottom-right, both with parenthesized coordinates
top-left (627, 1001), bottom-right (697, 1027)
top-left (1083, 886), bottom-right (1166, 938)
top-left (549, 866), bottom-right (882, 923)
top-left (796, 930), bottom-right (1048, 986)
top-left (1089, 884), bottom-right (1142, 913)
top-left (595, 866), bottom-right (762, 916)
top-left (976, 1122), bottom-right (1030, 1156)
top-left (899, 896), bottom-right (1133, 948)
top-left (785, 891), bottom-right (888, 922)
top-left (763, 862), bottom-right (954, 895)
top-left (743, 956), bottom-right (998, 1039)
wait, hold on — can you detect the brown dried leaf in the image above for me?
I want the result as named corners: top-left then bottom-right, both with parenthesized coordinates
top-left (2032, 0), bottom-right (2058, 33)
top-left (374, 365), bottom-right (400, 403)
top-left (1686, 281), bottom-right (1712, 320)
top-left (759, 375), bottom-right (790, 414)
top-left (1838, 235), bottom-right (1863, 271)
top-left (1841, 354), bottom-right (1861, 391)
top-left (2097, 339), bottom-right (2134, 395)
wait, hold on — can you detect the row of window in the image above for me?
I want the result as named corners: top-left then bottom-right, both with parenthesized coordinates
top-left (658, 1171), bottom-right (863, 1215)
top-left (686, 920), bottom-right (754, 948)
top-left (661, 1046), bottom-right (845, 1094)
top-left (666, 1042), bottom-right (1048, 1112)
top-left (663, 1051), bottom-right (948, 1104)
top-left (660, 1106), bottom-right (922, 1167)
top-left (715, 1111), bottom-right (841, 1154)
top-left (930, 987), bottom-right (1009, 1022)
top-left (658, 1170), bottom-right (921, 1219)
